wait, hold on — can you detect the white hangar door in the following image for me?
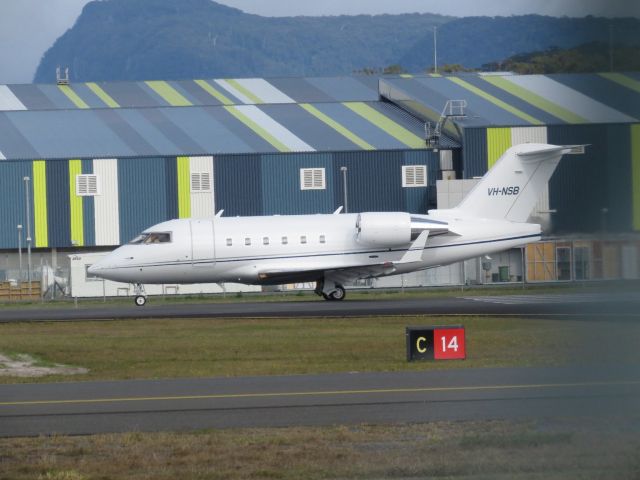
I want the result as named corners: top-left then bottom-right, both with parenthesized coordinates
top-left (190, 219), bottom-right (215, 266)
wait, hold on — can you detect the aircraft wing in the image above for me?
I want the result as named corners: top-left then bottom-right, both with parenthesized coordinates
top-left (257, 231), bottom-right (431, 285)
top-left (257, 262), bottom-right (398, 285)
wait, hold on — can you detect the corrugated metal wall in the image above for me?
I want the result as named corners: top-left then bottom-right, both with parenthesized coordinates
top-left (81, 159), bottom-right (96, 247)
top-left (0, 149), bottom-right (441, 250)
top-left (46, 160), bottom-right (71, 248)
top-left (403, 150), bottom-right (439, 213)
top-left (461, 128), bottom-right (487, 178)
top-left (0, 133), bottom-right (633, 251)
top-left (0, 161), bottom-right (33, 249)
top-left (214, 154), bottom-right (263, 216)
top-left (548, 124), bottom-right (633, 233)
top-left (214, 150), bottom-right (436, 217)
top-left (261, 152), bottom-right (335, 215)
top-left (461, 124), bottom-right (637, 233)
top-left (632, 125), bottom-right (640, 231)
top-left (117, 157), bottom-right (178, 244)
top-left (333, 150), bottom-right (404, 213)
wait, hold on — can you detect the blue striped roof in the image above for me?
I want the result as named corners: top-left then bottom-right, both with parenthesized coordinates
top-left (381, 72), bottom-right (640, 127)
top-left (0, 101), bottom-right (432, 160)
top-left (0, 77), bottom-right (380, 111)
top-left (1, 72), bottom-right (635, 161)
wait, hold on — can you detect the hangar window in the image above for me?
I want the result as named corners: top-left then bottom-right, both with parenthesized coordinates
top-left (300, 168), bottom-right (325, 190)
top-left (76, 174), bottom-right (100, 196)
top-left (402, 165), bottom-right (427, 188)
top-left (191, 172), bottom-right (212, 192)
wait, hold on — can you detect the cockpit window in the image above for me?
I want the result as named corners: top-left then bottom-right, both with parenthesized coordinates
top-left (129, 232), bottom-right (172, 244)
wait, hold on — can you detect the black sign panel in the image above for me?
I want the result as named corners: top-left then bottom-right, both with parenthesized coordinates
top-left (406, 326), bottom-right (466, 361)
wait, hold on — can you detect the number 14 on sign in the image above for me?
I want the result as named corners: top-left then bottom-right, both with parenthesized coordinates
top-left (434, 328), bottom-right (466, 360)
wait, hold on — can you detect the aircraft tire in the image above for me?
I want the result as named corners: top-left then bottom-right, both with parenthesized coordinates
top-left (134, 295), bottom-right (147, 307)
top-left (328, 285), bottom-right (346, 301)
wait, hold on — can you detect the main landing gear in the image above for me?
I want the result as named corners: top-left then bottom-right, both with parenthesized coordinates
top-left (133, 283), bottom-right (147, 306)
top-left (315, 280), bottom-right (346, 301)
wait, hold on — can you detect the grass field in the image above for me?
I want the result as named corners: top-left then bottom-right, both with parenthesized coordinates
top-left (1, 314), bottom-right (637, 383)
top-left (1, 419), bottom-right (638, 479)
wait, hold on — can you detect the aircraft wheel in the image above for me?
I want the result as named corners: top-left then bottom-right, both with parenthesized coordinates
top-left (328, 285), bottom-right (346, 301)
top-left (134, 295), bottom-right (147, 307)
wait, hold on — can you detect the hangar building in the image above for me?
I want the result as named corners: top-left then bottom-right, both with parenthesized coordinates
top-left (0, 72), bottom-right (638, 297)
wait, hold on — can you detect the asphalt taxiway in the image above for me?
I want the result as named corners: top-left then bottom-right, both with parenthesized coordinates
top-left (1, 366), bottom-right (639, 437)
top-left (0, 292), bottom-right (638, 322)
top-left (1, 291), bottom-right (638, 437)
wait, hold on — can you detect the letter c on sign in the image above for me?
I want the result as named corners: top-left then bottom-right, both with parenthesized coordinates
top-left (416, 336), bottom-right (427, 353)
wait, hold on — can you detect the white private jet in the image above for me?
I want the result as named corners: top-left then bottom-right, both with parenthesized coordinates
top-left (89, 144), bottom-right (573, 306)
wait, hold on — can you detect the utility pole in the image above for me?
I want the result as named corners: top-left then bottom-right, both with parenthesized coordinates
top-left (23, 176), bottom-right (32, 295)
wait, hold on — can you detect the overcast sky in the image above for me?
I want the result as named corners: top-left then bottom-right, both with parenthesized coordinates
top-left (1, 0), bottom-right (638, 85)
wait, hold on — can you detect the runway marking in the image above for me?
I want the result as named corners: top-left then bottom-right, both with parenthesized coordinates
top-left (1, 380), bottom-right (638, 407)
top-left (462, 293), bottom-right (637, 305)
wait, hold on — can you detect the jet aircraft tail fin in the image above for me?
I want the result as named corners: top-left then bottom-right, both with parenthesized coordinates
top-left (450, 143), bottom-right (573, 223)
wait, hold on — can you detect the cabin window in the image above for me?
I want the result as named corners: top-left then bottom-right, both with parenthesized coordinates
top-left (145, 232), bottom-right (171, 244)
top-left (76, 174), bottom-right (100, 196)
top-left (300, 235), bottom-right (307, 244)
top-left (226, 238), bottom-right (232, 247)
top-left (282, 236), bottom-right (288, 245)
top-left (191, 172), bottom-right (212, 192)
top-left (129, 232), bottom-right (172, 244)
top-left (319, 235), bottom-right (326, 244)
top-left (300, 168), bottom-right (325, 190)
top-left (245, 237), bottom-right (251, 246)
top-left (263, 237), bottom-right (269, 245)
top-left (402, 165), bottom-right (427, 187)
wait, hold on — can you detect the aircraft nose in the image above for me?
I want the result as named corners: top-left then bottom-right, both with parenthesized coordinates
top-left (87, 259), bottom-right (108, 276)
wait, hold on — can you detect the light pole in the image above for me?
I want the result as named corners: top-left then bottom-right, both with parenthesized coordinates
top-left (340, 166), bottom-right (348, 213)
top-left (17, 225), bottom-right (22, 282)
top-left (433, 26), bottom-right (438, 75)
top-left (23, 176), bottom-right (32, 294)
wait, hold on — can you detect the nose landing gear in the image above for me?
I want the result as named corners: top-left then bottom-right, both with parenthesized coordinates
top-left (133, 283), bottom-right (147, 306)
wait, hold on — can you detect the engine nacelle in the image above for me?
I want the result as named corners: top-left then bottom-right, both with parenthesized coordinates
top-left (356, 212), bottom-right (412, 247)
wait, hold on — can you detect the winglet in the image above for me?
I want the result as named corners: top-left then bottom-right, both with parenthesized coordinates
top-left (215, 210), bottom-right (224, 217)
top-left (399, 230), bottom-right (429, 264)
top-left (333, 206), bottom-right (344, 214)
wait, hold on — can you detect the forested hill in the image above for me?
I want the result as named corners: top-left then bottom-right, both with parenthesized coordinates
top-left (34, 0), bottom-right (640, 83)
top-left (35, 0), bottom-right (449, 82)
top-left (399, 15), bottom-right (640, 73)
top-left (483, 42), bottom-right (640, 74)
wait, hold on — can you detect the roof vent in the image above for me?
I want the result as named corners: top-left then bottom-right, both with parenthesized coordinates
top-left (56, 66), bottom-right (70, 85)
